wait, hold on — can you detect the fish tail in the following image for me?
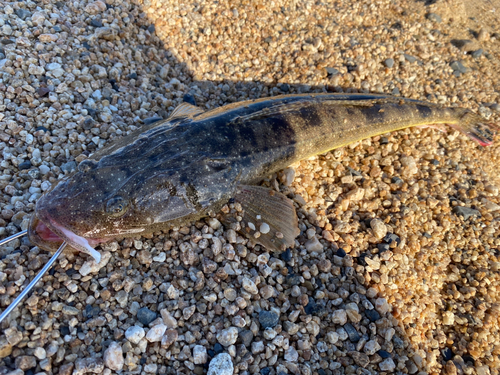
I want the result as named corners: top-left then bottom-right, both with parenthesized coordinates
top-left (447, 112), bottom-right (500, 147)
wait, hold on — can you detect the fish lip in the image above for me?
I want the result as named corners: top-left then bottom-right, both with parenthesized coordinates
top-left (32, 210), bottom-right (104, 262)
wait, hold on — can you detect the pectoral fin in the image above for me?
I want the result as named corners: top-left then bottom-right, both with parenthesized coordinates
top-left (166, 102), bottom-right (205, 121)
top-left (224, 185), bottom-right (300, 253)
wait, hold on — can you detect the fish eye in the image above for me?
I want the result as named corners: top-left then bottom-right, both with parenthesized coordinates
top-left (78, 159), bottom-right (98, 173)
top-left (106, 196), bottom-right (127, 217)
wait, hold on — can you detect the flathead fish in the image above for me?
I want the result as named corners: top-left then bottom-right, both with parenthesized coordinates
top-left (27, 93), bottom-right (498, 262)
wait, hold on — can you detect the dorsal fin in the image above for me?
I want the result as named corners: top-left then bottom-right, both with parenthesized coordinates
top-left (166, 102), bottom-right (205, 121)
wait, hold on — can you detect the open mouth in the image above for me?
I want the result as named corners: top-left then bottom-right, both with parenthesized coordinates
top-left (29, 214), bottom-right (105, 263)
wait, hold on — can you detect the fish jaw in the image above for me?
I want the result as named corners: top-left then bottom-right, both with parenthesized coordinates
top-left (28, 213), bottom-right (106, 263)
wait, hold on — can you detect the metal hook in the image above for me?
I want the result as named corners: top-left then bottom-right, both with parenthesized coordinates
top-left (0, 230), bottom-right (67, 324)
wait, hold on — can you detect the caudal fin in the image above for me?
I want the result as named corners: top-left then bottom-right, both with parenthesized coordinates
top-left (447, 112), bottom-right (500, 147)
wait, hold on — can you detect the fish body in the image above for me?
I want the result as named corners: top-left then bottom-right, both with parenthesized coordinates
top-left (28, 93), bottom-right (497, 261)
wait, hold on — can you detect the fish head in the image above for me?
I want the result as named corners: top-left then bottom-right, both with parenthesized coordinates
top-left (28, 157), bottom-right (204, 262)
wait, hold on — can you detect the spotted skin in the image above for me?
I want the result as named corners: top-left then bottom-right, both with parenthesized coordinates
top-left (29, 93), bottom-right (498, 254)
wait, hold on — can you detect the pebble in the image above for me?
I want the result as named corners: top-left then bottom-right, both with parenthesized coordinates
top-left (331, 309), bottom-right (348, 325)
top-left (207, 353), bottom-right (233, 375)
top-left (217, 327), bottom-right (238, 346)
top-left (33, 347), bottom-right (46, 360)
top-left (305, 236), bottom-right (323, 252)
top-left (379, 358), bottom-right (396, 372)
top-left (241, 277), bottom-right (259, 294)
top-left (239, 330), bottom-right (254, 347)
top-left (364, 339), bottom-right (381, 355)
top-left (375, 298), bottom-right (391, 315)
top-left (193, 345), bottom-right (208, 365)
top-left (344, 323), bottom-right (361, 342)
top-left (284, 347), bottom-right (298, 362)
top-left (103, 342), bottom-right (124, 371)
top-left (369, 219), bottom-right (387, 240)
top-left (137, 307), bottom-right (157, 326)
top-left (14, 356), bottom-right (36, 370)
top-left (453, 206), bottom-right (480, 220)
top-left (125, 326), bottom-right (145, 344)
top-left (145, 324), bottom-right (167, 342)
top-left (426, 13), bottom-right (442, 23)
top-left (73, 358), bottom-right (104, 375)
top-left (259, 310), bottom-right (280, 329)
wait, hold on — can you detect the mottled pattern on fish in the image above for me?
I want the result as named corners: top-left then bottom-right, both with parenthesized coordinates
top-left (29, 93), bottom-right (498, 258)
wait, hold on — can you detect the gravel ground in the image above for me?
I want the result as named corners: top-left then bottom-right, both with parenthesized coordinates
top-left (0, 0), bottom-right (500, 375)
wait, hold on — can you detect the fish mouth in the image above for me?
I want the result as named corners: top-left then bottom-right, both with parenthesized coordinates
top-left (29, 213), bottom-right (106, 263)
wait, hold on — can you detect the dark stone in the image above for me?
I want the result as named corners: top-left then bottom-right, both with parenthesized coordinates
top-left (15, 9), bottom-right (31, 20)
top-left (84, 305), bottom-right (100, 319)
top-left (365, 308), bottom-right (381, 322)
top-left (109, 79), bottom-right (119, 91)
top-left (55, 1), bottom-right (65, 8)
top-left (471, 49), bottom-right (483, 58)
top-left (260, 367), bottom-right (271, 375)
top-left (441, 347), bottom-right (453, 361)
top-left (140, 356), bottom-right (147, 365)
top-left (182, 93), bottom-right (197, 106)
top-left (137, 307), bottom-right (157, 325)
top-left (259, 310), bottom-right (279, 329)
top-left (304, 300), bottom-right (327, 316)
top-left (347, 166), bottom-right (362, 177)
top-left (286, 273), bottom-right (301, 286)
top-left (392, 87), bottom-right (400, 96)
top-left (431, 159), bottom-right (440, 165)
top-left (326, 67), bottom-right (339, 75)
top-left (462, 354), bottom-right (475, 364)
top-left (317, 370), bottom-right (327, 375)
top-left (37, 87), bottom-right (50, 97)
top-left (207, 349), bottom-right (215, 358)
top-left (85, 108), bottom-right (97, 119)
top-left (280, 248), bottom-right (292, 262)
top-left (90, 19), bottom-right (103, 27)
top-left (391, 22), bottom-right (402, 30)
top-left (18, 161), bottom-right (32, 170)
top-left (279, 83), bottom-right (290, 92)
top-left (66, 268), bottom-right (78, 276)
top-left (423, 232), bottom-right (432, 239)
top-left (404, 54), bottom-right (417, 63)
top-left (127, 72), bottom-right (138, 79)
top-left (1, 39), bottom-right (15, 45)
top-left (61, 161), bottom-right (77, 174)
top-left (147, 24), bottom-right (156, 34)
top-left (377, 350), bottom-right (391, 359)
top-left (453, 206), bottom-right (480, 220)
top-left (377, 243), bottom-right (390, 253)
top-left (82, 41), bottom-right (91, 50)
top-left (450, 60), bottom-right (468, 74)
top-left (239, 330), bottom-right (254, 347)
top-left (384, 233), bottom-right (400, 245)
top-left (426, 13), bottom-right (442, 23)
top-left (82, 117), bottom-right (95, 130)
top-left (213, 343), bottom-right (224, 354)
top-left (60, 326), bottom-right (70, 335)
top-left (393, 336), bottom-right (404, 349)
top-left (336, 248), bottom-right (346, 258)
top-left (143, 117), bottom-right (163, 125)
top-left (380, 137), bottom-right (389, 145)
top-left (357, 253), bottom-right (368, 267)
top-left (391, 176), bottom-right (403, 184)
top-left (53, 25), bottom-right (62, 32)
top-left (344, 323), bottom-right (360, 342)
